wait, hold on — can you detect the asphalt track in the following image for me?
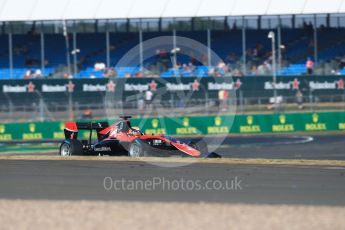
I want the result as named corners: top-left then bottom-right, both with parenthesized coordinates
top-left (216, 134), bottom-right (345, 160)
top-left (0, 134), bottom-right (344, 206)
top-left (0, 159), bottom-right (344, 205)
top-left (1, 133), bottom-right (345, 160)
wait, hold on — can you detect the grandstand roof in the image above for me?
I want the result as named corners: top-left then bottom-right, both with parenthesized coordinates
top-left (0, 0), bottom-right (345, 21)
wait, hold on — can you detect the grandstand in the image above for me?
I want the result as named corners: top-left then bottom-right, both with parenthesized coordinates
top-left (2, 27), bottom-right (345, 79)
top-left (0, 0), bottom-right (345, 79)
top-left (1, 0), bottom-right (345, 121)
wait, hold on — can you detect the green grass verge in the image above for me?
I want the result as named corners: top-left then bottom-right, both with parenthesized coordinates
top-left (0, 143), bottom-right (58, 153)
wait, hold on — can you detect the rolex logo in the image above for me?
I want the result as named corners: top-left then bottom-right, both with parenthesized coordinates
top-left (183, 117), bottom-right (189, 127)
top-left (59, 122), bottom-right (65, 131)
top-left (279, 114), bottom-right (286, 124)
top-left (29, 123), bottom-right (36, 133)
top-left (152, 119), bottom-right (159, 128)
top-left (0, 125), bottom-right (5, 133)
top-left (215, 116), bottom-right (222, 126)
top-left (312, 113), bottom-right (319, 123)
top-left (247, 116), bottom-right (253, 125)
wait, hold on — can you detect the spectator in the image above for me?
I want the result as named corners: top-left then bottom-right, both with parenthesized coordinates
top-left (217, 60), bottom-right (226, 70)
top-left (135, 71), bottom-right (143, 78)
top-left (157, 48), bottom-right (169, 59)
top-left (267, 96), bottom-right (283, 110)
top-left (339, 56), bottom-right (345, 70)
top-left (34, 69), bottom-right (42, 78)
top-left (306, 58), bottom-right (314, 75)
top-left (94, 62), bottom-right (106, 71)
top-left (182, 64), bottom-right (191, 73)
top-left (23, 70), bottom-right (32, 79)
top-left (188, 62), bottom-right (196, 72)
top-left (188, 54), bottom-right (198, 66)
top-left (225, 52), bottom-right (239, 64)
top-left (64, 72), bottom-right (73, 79)
top-left (201, 54), bottom-right (208, 66)
top-left (103, 68), bottom-right (117, 78)
top-left (213, 68), bottom-right (222, 77)
top-left (218, 89), bottom-right (229, 111)
top-left (145, 90), bottom-right (153, 109)
top-left (232, 68), bottom-right (243, 77)
top-left (137, 93), bottom-right (145, 115)
top-left (257, 62), bottom-right (271, 75)
top-left (251, 65), bottom-right (258, 75)
top-left (296, 91), bottom-right (303, 109)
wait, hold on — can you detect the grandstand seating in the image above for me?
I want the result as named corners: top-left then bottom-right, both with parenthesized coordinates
top-left (278, 64), bottom-right (307, 76)
top-left (0, 28), bottom-right (345, 79)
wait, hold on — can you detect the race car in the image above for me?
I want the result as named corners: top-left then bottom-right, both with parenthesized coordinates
top-left (59, 116), bottom-right (220, 158)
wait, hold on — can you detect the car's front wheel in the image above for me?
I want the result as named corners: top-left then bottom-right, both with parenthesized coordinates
top-left (129, 140), bottom-right (145, 157)
top-left (59, 140), bottom-right (83, 156)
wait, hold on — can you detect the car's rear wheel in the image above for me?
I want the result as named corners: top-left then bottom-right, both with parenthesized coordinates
top-left (59, 140), bottom-right (83, 156)
top-left (129, 140), bottom-right (145, 157)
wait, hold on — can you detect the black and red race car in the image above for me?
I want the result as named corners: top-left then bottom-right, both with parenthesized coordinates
top-left (59, 116), bottom-right (220, 158)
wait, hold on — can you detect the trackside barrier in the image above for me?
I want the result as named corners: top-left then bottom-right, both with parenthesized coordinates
top-left (1, 112), bottom-right (345, 141)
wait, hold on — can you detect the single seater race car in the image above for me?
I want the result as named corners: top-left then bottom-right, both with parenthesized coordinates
top-left (59, 116), bottom-right (220, 158)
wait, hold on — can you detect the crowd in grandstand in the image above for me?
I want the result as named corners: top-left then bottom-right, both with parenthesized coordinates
top-left (4, 24), bottom-right (345, 79)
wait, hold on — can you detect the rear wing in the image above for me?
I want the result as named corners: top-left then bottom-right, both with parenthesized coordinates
top-left (75, 122), bottom-right (109, 131)
top-left (64, 121), bottom-right (109, 140)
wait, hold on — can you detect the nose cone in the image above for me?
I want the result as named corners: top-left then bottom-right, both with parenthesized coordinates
top-left (171, 142), bottom-right (201, 157)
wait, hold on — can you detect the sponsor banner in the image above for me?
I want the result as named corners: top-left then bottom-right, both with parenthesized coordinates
top-left (136, 112), bottom-right (345, 135)
top-left (134, 118), bottom-right (167, 135)
top-left (1, 76), bottom-right (345, 99)
top-left (2, 82), bottom-right (36, 93)
top-left (41, 81), bottom-right (76, 93)
top-left (2, 112), bottom-right (345, 141)
top-left (0, 122), bottom-right (65, 140)
top-left (271, 114), bottom-right (296, 132)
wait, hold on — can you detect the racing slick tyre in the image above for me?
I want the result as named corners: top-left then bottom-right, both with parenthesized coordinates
top-left (129, 139), bottom-right (146, 157)
top-left (188, 139), bottom-right (208, 155)
top-left (59, 140), bottom-right (83, 156)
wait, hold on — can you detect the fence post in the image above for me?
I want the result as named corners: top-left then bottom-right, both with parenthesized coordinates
top-left (239, 90), bottom-right (244, 114)
top-left (39, 98), bottom-right (44, 122)
top-left (68, 93), bottom-right (73, 120)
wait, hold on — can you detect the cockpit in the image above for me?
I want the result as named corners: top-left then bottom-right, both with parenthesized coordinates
top-left (117, 120), bottom-right (131, 133)
top-left (116, 120), bottom-right (143, 136)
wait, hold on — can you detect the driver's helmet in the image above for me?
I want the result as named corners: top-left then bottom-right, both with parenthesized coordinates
top-left (131, 129), bottom-right (142, 137)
